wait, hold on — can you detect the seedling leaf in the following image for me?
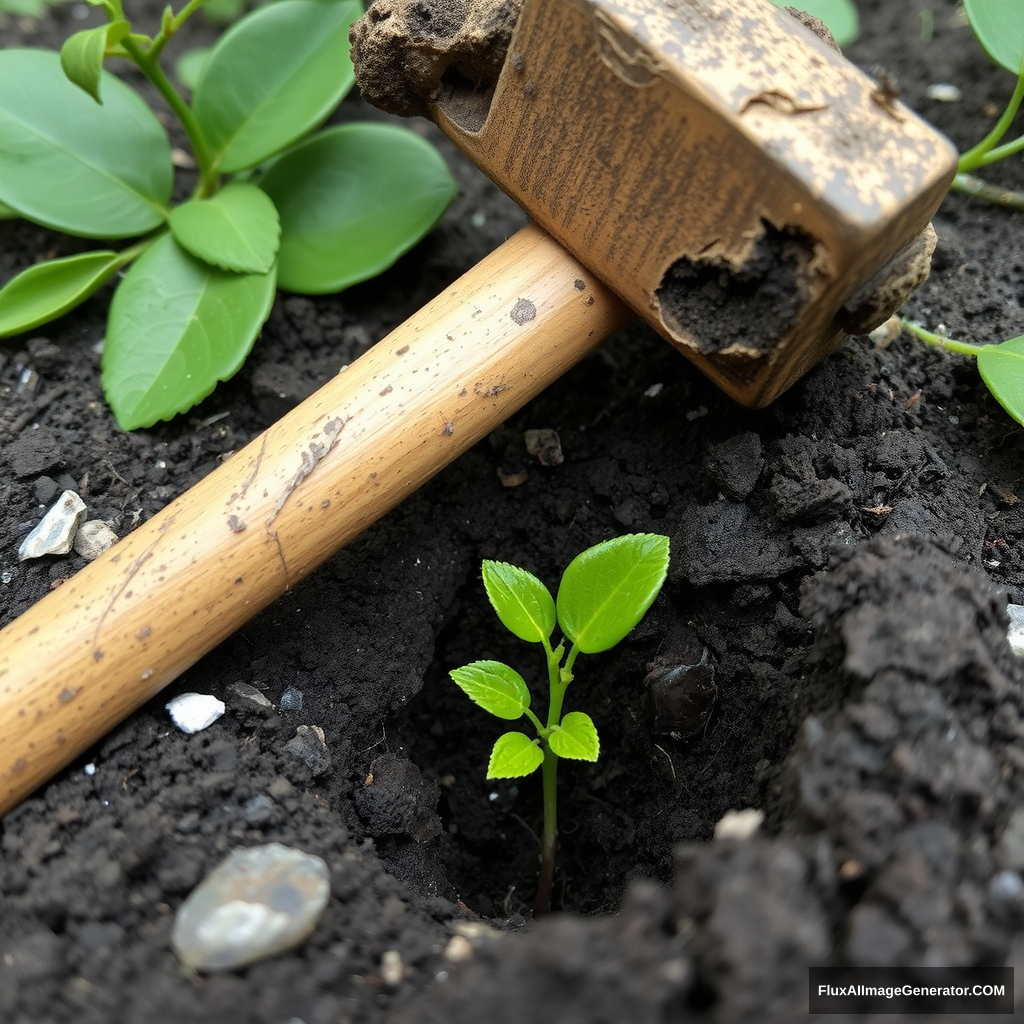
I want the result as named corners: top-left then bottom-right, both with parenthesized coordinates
top-left (556, 534), bottom-right (670, 653)
top-left (103, 234), bottom-right (276, 429)
top-left (481, 560), bottom-right (556, 644)
top-left (548, 712), bottom-right (599, 762)
top-left (192, 0), bottom-right (360, 173)
top-left (0, 49), bottom-right (172, 238)
top-left (964, 0), bottom-right (1024, 75)
top-left (60, 20), bottom-right (130, 102)
top-left (0, 251), bottom-right (123, 337)
top-left (169, 182), bottom-right (281, 273)
top-left (487, 732), bottom-right (544, 779)
top-left (449, 661), bottom-right (532, 721)
top-left (259, 123), bottom-right (457, 293)
top-left (174, 46), bottom-right (211, 92)
top-left (769, 0), bottom-right (859, 48)
top-left (977, 335), bottom-right (1024, 427)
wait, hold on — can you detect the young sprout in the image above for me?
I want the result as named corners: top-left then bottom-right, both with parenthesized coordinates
top-left (449, 533), bottom-right (670, 916)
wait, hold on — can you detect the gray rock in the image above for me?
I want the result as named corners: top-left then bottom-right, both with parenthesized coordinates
top-left (18, 490), bottom-right (86, 560)
top-left (284, 725), bottom-right (331, 775)
top-left (171, 843), bottom-right (330, 972)
top-left (1008, 604), bottom-right (1024, 657)
top-left (72, 520), bottom-right (118, 560)
top-left (280, 686), bottom-right (304, 711)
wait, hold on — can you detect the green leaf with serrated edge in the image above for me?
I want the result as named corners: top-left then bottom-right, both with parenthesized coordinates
top-left (548, 712), bottom-right (600, 762)
top-left (192, 0), bottom-right (360, 173)
top-left (978, 335), bottom-right (1024, 427)
top-left (102, 234), bottom-right (276, 430)
top-left (0, 251), bottom-right (123, 337)
top-left (260, 123), bottom-right (457, 294)
top-left (0, 50), bottom-right (172, 238)
top-left (556, 534), bottom-right (670, 654)
top-left (449, 661), bottom-right (531, 721)
top-left (174, 46), bottom-right (211, 92)
top-left (964, 0), bottom-right (1024, 74)
top-left (487, 732), bottom-right (544, 780)
top-left (60, 20), bottom-right (129, 103)
top-left (481, 560), bottom-right (556, 644)
top-left (169, 182), bottom-right (280, 274)
top-left (768, 0), bottom-right (858, 47)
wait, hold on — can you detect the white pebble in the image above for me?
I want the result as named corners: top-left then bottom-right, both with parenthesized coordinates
top-left (926, 83), bottom-right (962, 103)
top-left (166, 693), bottom-right (226, 733)
top-left (381, 949), bottom-right (404, 985)
top-left (84, 763), bottom-right (96, 776)
top-left (714, 808), bottom-right (764, 840)
top-left (172, 844), bottom-right (330, 971)
top-left (1008, 604), bottom-right (1024, 657)
top-left (18, 490), bottom-right (86, 560)
top-left (73, 520), bottom-right (119, 560)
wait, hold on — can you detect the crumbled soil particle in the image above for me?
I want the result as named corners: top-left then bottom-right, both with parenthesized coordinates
top-left (2, 1), bottom-right (1024, 1022)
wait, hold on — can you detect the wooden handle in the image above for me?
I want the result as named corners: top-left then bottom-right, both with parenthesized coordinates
top-left (0, 224), bottom-right (630, 816)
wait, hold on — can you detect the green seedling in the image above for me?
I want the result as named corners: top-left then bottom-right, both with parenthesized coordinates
top-left (450, 533), bottom-right (670, 916)
top-left (900, 321), bottom-right (1024, 430)
top-left (950, 0), bottom-right (1024, 211)
top-left (0, 0), bottom-right (457, 430)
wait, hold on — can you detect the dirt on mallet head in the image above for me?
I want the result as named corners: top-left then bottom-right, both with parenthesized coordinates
top-left (351, 0), bottom-right (958, 407)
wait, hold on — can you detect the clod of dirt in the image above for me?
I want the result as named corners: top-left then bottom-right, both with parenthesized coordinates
top-left (357, 753), bottom-right (442, 842)
top-left (171, 843), bottom-right (330, 972)
top-left (350, 0), bottom-right (521, 130)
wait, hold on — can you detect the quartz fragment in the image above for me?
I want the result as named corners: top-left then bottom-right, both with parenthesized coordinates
top-left (73, 520), bottom-right (118, 560)
top-left (171, 843), bottom-right (330, 971)
top-left (1007, 604), bottom-right (1024, 657)
top-left (167, 693), bottom-right (226, 734)
top-left (18, 490), bottom-right (86, 560)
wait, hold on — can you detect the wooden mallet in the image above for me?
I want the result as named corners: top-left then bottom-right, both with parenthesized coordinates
top-left (0, 0), bottom-right (956, 816)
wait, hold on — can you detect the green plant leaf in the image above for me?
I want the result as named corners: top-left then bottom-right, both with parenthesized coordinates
top-left (769, 0), bottom-right (859, 48)
top-left (169, 182), bottom-right (280, 273)
top-left (202, 0), bottom-right (252, 24)
top-left (487, 732), bottom-right (544, 779)
top-left (102, 234), bottom-right (276, 429)
top-left (481, 560), bottom-right (556, 644)
top-left (60, 20), bottom-right (130, 103)
top-left (977, 335), bottom-right (1024, 427)
top-left (548, 711), bottom-right (600, 762)
top-left (0, 201), bottom-right (17, 219)
top-left (192, 0), bottom-right (360, 173)
top-left (0, 250), bottom-right (124, 337)
top-left (259, 123), bottom-right (457, 294)
top-left (449, 661), bottom-right (531, 721)
top-left (556, 534), bottom-right (670, 654)
top-left (174, 46), bottom-right (211, 91)
top-left (0, 49), bottom-right (172, 238)
top-left (964, 0), bottom-right (1024, 74)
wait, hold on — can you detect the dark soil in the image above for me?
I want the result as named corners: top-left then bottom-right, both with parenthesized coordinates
top-left (3, 1), bottom-right (1024, 1021)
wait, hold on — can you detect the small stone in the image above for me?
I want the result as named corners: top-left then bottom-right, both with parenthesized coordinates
top-left (284, 725), bottom-right (331, 775)
top-left (229, 682), bottom-right (274, 708)
top-left (18, 490), bottom-right (86, 560)
top-left (280, 687), bottom-right (304, 711)
top-left (167, 693), bottom-right (226, 734)
top-left (926, 83), bottom-right (962, 103)
top-left (868, 315), bottom-right (902, 350)
top-left (1007, 604), bottom-right (1024, 657)
top-left (444, 935), bottom-right (473, 963)
top-left (989, 870), bottom-right (1024, 904)
top-left (171, 843), bottom-right (330, 972)
top-left (242, 794), bottom-right (276, 825)
top-left (713, 808), bottom-right (764, 841)
top-left (381, 949), bottom-right (404, 985)
top-left (72, 520), bottom-right (118, 560)
top-left (524, 428), bottom-right (563, 467)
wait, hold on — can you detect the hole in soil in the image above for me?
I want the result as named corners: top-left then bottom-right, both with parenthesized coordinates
top-left (387, 584), bottom-right (809, 919)
top-left (655, 221), bottom-right (823, 356)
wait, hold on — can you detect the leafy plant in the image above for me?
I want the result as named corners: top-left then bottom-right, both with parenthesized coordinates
top-left (450, 533), bottom-right (671, 915)
top-left (0, 0), bottom-right (458, 430)
top-left (899, 321), bottom-right (1024, 429)
top-left (768, 0), bottom-right (859, 48)
top-left (950, 0), bottom-right (1024, 211)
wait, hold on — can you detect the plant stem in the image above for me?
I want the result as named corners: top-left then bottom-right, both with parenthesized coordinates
top-left (958, 67), bottom-right (1024, 171)
top-left (535, 746), bottom-right (558, 917)
top-left (119, 36), bottom-right (219, 196)
top-left (150, 0), bottom-right (211, 60)
top-left (900, 319), bottom-right (985, 357)
top-left (950, 172), bottom-right (1024, 212)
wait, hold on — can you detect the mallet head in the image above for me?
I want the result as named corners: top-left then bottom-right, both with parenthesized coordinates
top-left (352, 0), bottom-right (957, 407)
